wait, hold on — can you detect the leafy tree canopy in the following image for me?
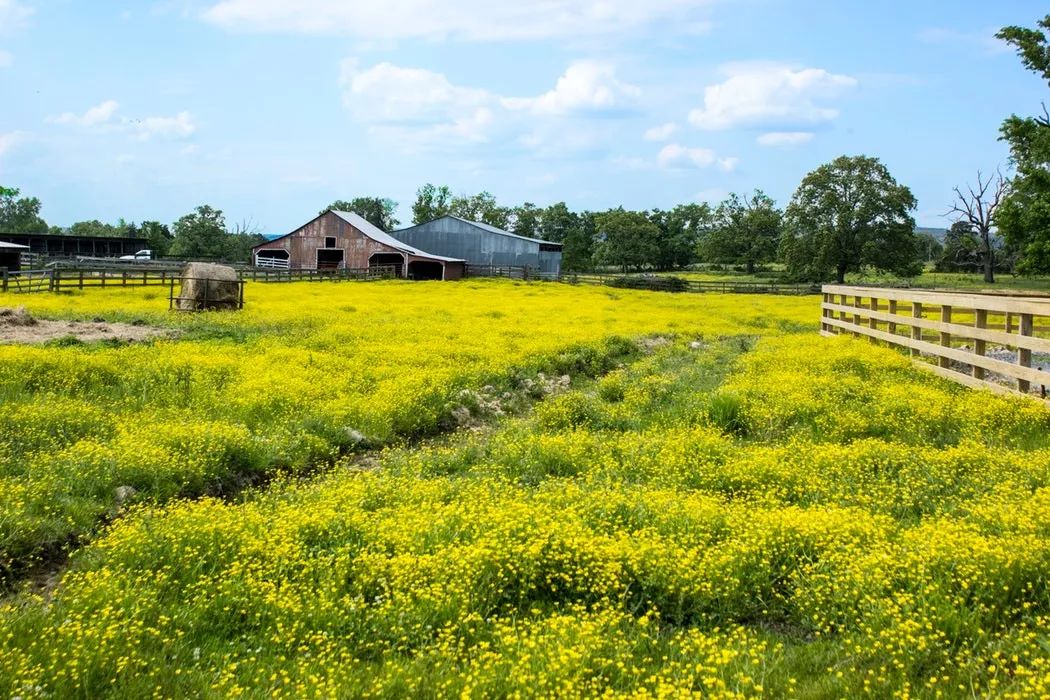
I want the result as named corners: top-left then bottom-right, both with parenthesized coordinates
top-left (995, 15), bottom-right (1050, 273)
top-left (321, 197), bottom-right (399, 232)
top-left (595, 208), bottom-right (660, 272)
top-left (699, 191), bottom-right (780, 274)
top-left (0, 186), bottom-right (48, 233)
top-left (169, 205), bottom-right (230, 260)
top-left (412, 184), bottom-right (453, 224)
top-left (780, 155), bottom-right (920, 283)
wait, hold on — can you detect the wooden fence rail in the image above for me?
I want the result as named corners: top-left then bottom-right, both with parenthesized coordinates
top-left (821, 284), bottom-right (1050, 399)
top-left (471, 267), bottom-right (818, 295)
top-left (238, 266), bottom-right (397, 283)
top-left (1, 268), bottom-right (54, 293)
top-left (51, 268), bottom-right (179, 291)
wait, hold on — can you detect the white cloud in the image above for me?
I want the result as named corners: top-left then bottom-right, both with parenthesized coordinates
top-left (0, 130), bottom-right (26, 158)
top-left (501, 61), bottom-right (640, 116)
top-left (0, 0), bottom-right (32, 35)
top-left (202, 0), bottom-right (714, 41)
top-left (128, 112), bottom-right (196, 140)
top-left (0, 49), bottom-right (12, 68)
top-left (339, 59), bottom-right (496, 145)
top-left (717, 156), bottom-right (739, 172)
top-left (340, 58), bottom-right (639, 152)
top-left (688, 62), bottom-right (856, 131)
top-left (49, 100), bottom-right (121, 127)
top-left (657, 143), bottom-right (737, 171)
top-left (47, 100), bottom-right (197, 140)
top-left (643, 122), bottom-right (678, 141)
top-left (756, 131), bottom-right (814, 147)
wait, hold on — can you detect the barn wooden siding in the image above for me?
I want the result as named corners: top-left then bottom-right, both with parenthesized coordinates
top-left (253, 211), bottom-right (465, 280)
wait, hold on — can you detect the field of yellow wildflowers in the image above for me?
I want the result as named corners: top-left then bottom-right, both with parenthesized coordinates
top-left (0, 280), bottom-right (812, 582)
top-left (3, 279), bottom-right (1050, 698)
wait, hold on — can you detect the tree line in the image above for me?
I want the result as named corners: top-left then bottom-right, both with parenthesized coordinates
top-left (374, 160), bottom-right (920, 283)
top-left (0, 187), bottom-right (264, 261)
top-left (3, 14), bottom-right (1049, 281)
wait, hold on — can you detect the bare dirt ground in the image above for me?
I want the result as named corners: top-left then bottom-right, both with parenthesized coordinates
top-left (0, 306), bottom-right (173, 345)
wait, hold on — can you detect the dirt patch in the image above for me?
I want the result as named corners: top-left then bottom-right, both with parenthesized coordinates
top-left (0, 306), bottom-right (174, 345)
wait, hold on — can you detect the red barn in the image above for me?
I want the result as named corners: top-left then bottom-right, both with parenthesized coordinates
top-left (252, 210), bottom-right (465, 281)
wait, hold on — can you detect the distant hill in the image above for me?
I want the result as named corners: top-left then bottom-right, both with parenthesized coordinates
top-left (915, 226), bottom-right (948, 241)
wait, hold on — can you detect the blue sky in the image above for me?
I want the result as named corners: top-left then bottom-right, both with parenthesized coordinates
top-left (0, 0), bottom-right (1046, 233)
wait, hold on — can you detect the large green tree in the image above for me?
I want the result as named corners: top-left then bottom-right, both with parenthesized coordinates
top-left (995, 15), bottom-right (1050, 273)
top-left (412, 183), bottom-right (453, 224)
top-left (935, 221), bottom-right (982, 273)
top-left (140, 220), bottom-right (174, 257)
top-left (595, 208), bottom-right (660, 272)
top-left (540, 202), bottom-right (594, 272)
top-left (0, 186), bottom-right (48, 233)
top-left (647, 203), bottom-right (710, 270)
top-left (449, 191), bottom-right (511, 229)
top-left (699, 191), bottom-right (781, 274)
top-left (780, 155), bottom-right (920, 283)
top-left (67, 219), bottom-right (126, 238)
top-left (511, 202), bottom-right (542, 239)
top-left (169, 205), bottom-right (230, 260)
top-left (321, 197), bottom-right (399, 232)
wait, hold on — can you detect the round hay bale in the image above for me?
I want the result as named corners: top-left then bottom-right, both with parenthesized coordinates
top-left (177, 263), bottom-right (241, 311)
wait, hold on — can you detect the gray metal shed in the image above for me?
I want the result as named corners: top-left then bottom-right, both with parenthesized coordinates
top-left (391, 216), bottom-right (562, 276)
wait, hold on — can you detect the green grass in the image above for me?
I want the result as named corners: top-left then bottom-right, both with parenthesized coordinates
top-left (614, 265), bottom-right (1050, 293)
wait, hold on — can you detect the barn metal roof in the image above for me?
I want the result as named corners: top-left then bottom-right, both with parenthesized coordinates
top-left (330, 211), bottom-right (465, 263)
top-left (0, 241), bottom-right (29, 249)
top-left (397, 215), bottom-right (562, 248)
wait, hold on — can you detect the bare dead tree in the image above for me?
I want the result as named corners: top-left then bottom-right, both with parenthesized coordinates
top-left (946, 169), bottom-right (1010, 284)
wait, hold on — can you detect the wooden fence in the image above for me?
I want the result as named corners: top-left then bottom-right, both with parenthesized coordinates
top-left (1, 268), bottom-right (54, 293)
top-left (4, 262), bottom-right (816, 297)
top-left (51, 267), bottom-right (180, 290)
top-left (240, 266), bottom-right (397, 282)
top-left (561, 273), bottom-right (817, 295)
top-left (821, 284), bottom-right (1050, 399)
top-left (470, 266), bottom-right (818, 295)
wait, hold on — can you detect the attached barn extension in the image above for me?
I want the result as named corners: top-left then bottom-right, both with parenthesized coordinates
top-left (0, 240), bottom-right (28, 272)
top-left (252, 211), bottom-right (465, 280)
top-left (392, 215), bottom-right (562, 277)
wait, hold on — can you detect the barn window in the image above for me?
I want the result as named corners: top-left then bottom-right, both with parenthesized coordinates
top-left (324, 236), bottom-right (337, 248)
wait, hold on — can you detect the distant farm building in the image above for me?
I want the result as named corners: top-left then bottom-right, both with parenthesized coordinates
top-left (0, 232), bottom-right (148, 260)
top-left (392, 216), bottom-right (562, 276)
top-left (252, 211), bottom-right (465, 280)
top-left (0, 240), bottom-right (28, 272)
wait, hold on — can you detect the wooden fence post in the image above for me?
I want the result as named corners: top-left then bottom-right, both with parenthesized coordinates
top-left (911, 302), bottom-right (923, 358)
top-left (974, 309), bottom-right (987, 380)
top-left (1019, 313), bottom-right (1033, 393)
top-left (888, 300), bottom-right (897, 336)
top-left (868, 296), bottom-right (879, 344)
top-left (939, 305), bottom-right (952, 368)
